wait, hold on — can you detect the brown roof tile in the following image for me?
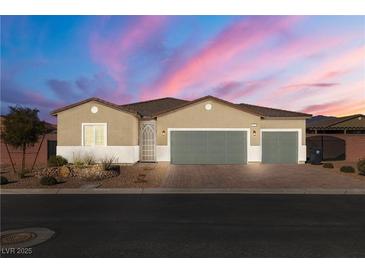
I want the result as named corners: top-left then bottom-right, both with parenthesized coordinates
top-left (238, 102), bottom-right (312, 118)
top-left (121, 97), bottom-right (189, 117)
top-left (50, 95), bottom-right (312, 118)
top-left (50, 97), bottom-right (138, 116)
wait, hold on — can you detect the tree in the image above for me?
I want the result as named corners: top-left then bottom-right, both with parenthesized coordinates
top-left (1, 106), bottom-right (46, 175)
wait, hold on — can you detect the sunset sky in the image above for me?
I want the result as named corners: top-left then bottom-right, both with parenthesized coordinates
top-left (1, 15), bottom-right (364, 122)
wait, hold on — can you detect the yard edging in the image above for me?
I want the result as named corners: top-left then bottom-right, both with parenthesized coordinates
top-left (1, 188), bottom-right (365, 195)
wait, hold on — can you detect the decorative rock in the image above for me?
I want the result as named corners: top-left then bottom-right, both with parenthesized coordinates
top-left (34, 167), bottom-right (59, 178)
top-left (34, 164), bottom-right (119, 180)
top-left (58, 166), bottom-right (71, 177)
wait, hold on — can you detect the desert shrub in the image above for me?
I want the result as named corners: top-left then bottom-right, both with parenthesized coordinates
top-left (357, 159), bottom-right (365, 175)
top-left (323, 163), bottom-right (334, 168)
top-left (72, 152), bottom-right (95, 166)
top-left (101, 155), bottom-right (118, 171)
top-left (340, 166), bottom-right (355, 173)
top-left (72, 152), bottom-right (84, 166)
top-left (0, 176), bottom-right (9, 185)
top-left (39, 176), bottom-right (58, 185)
top-left (48, 155), bottom-right (68, 167)
top-left (82, 153), bottom-right (96, 165)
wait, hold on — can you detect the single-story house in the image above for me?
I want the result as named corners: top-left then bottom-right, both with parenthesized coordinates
top-left (51, 96), bottom-right (312, 165)
top-left (0, 116), bottom-right (57, 170)
top-left (306, 114), bottom-right (365, 162)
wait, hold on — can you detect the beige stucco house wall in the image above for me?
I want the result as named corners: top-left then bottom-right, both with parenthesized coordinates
top-left (56, 101), bottom-right (140, 163)
top-left (155, 98), bottom-right (307, 162)
top-left (156, 99), bottom-right (261, 145)
top-left (54, 96), bottom-right (308, 164)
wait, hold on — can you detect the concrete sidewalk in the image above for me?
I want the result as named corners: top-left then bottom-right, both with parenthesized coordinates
top-left (2, 187), bottom-right (365, 195)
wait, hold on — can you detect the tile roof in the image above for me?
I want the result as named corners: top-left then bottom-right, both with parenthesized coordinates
top-left (121, 97), bottom-right (189, 117)
top-left (307, 114), bottom-right (365, 129)
top-left (51, 97), bottom-right (139, 116)
top-left (238, 102), bottom-right (311, 118)
top-left (51, 95), bottom-right (312, 118)
top-left (127, 95), bottom-right (311, 118)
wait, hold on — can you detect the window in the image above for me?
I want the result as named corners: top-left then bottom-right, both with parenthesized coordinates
top-left (82, 123), bottom-right (107, 146)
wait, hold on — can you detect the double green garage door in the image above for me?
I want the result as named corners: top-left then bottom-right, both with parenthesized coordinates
top-left (170, 130), bottom-right (298, 164)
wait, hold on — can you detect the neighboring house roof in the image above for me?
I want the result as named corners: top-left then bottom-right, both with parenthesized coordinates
top-left (44, 121), bottom-right (57, 133)
top-left (307, 114), bottom-right (365, 129)
top-left (51, 95), bottom-right (312, 119)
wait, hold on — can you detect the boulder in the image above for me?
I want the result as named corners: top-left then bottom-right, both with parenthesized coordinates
top-left (58, 166), bottom-right (71, 177)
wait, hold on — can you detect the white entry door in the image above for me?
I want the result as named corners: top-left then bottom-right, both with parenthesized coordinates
top-left (140, 121), bottom-right (156, 162)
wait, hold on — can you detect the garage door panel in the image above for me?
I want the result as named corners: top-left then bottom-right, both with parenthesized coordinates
top-left (171, 131), bottom-right (247, 164)
top-left (279, 133), bottom-right (298, 163)
top-left (262, 133), bottom-right (277, 163)
top-left (262, 132), bottom-right (298, 164)
top-left (206, 132), bottom-right (226, 164)
top-left (226, 132), bottom-right (246, 163)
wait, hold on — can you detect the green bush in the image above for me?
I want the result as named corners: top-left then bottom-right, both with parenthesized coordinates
top-left (323, 163), bottom-right (334, 168)
top-left (39, 176), bottom-right (58, 185)
top-left (48, 155), bottom-right (68, 167)
top-left (340, 166), bottom-right (355, 173)
top-left (357, 159), bottom-right (365, 175)
top-left (0, 176), bottom-right (9, 185)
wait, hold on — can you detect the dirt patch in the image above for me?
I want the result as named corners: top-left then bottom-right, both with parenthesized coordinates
top-left (99, 163), bottom-right (169, 188)
top-left (318, 161), bottom-right (365, 180)
top-left (0, 173), bottom-right (91, 189)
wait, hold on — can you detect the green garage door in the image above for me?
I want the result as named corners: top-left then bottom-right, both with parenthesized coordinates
top-left (171, 131), bottom-right (247, 164)
top-left (262, 132), bottom-right (298, 164)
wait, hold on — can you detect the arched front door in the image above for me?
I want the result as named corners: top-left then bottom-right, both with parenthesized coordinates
top-left (140, 121), bottom-right (156, 162)
top-left (306, 135), bottom-right (345, 161)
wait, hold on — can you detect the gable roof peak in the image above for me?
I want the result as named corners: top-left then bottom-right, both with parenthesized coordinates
top-left (50, 97), bottom-right (138, 116)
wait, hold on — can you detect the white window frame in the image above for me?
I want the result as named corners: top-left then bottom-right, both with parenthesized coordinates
top-left (81, 123), bottom-right (108, 146)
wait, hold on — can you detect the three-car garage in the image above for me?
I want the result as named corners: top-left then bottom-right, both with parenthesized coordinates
top-left (169, 129), bottom-right (300, 165)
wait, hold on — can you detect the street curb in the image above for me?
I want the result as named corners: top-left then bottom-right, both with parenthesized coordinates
top-left (1, 188), bottom-right (365, 195)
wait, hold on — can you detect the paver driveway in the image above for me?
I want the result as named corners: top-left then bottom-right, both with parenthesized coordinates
top-left (161, 163), bottom-right (365, 189)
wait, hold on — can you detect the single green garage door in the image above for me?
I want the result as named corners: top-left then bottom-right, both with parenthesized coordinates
top-left (262, 132), bottom-right (298, 164)
top-left (171, 131), bottom-right (247, 164)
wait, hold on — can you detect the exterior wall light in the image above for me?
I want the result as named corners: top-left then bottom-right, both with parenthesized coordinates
top-left (205, 103), bottom-right (212, 110)
top-left (253, 130), bottom-right (256, 137)
top-left (91, 106), bottom-right (98, 113)
top-left (162, 130), bottom-right (166, 136)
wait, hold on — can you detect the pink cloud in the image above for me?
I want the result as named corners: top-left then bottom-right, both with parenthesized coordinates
top-left (300, 101), bottom-right (343, 114)
top-left (262, 45), bottom-right (365, 104)
top-left (90, 16), bottom-right (167, 101)
top-left (298, 79), bottom-right (364, 115)
top-left (140, 16), bottom-right (303, 100)
top-left (300, 98), bottom-right (365, 116)
top-left (220, 34), bottom-right (353, 85)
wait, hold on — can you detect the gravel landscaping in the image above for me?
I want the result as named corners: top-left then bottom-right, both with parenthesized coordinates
top-left (1, 162), bottom-right (364, 189)
top-left (0, 163), bottom-right (168, 189)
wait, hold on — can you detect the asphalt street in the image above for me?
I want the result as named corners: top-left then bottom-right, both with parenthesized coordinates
top-left (1, 194), bottom-right (365, 257)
